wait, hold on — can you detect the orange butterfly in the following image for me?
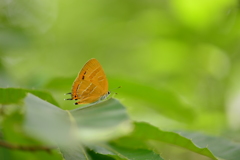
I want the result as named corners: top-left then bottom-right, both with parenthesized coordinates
top-left (66, 58), bottom-right (110, 105)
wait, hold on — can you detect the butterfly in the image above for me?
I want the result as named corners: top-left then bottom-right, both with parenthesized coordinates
top-left (66, 58), bottom-right (110, 105)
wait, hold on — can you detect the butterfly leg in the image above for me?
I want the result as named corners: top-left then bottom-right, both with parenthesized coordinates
top-left (74, 97), bottom-right (89, 105)
top-left (65, 92), bottom-right (72, 95)
top-left (64, 98), bottom-right (72, 100)
top-left (75, 101), bottom-right (84, 105)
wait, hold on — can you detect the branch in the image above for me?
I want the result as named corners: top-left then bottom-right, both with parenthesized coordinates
top-left (0, 140), bottom-right (56, 152)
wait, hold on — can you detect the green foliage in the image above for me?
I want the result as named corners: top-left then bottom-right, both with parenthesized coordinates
top-left (0, 88), bottom-right (240, 160)
top-left (181, 132), bottom-right (240, 160)
top-left (113, 122), bottom-right (217, 159)
top-left (24, 94), bottom-right (131, 145)
top-left (1, 0), bottom-right (240, 159)
top-left (88, 144), bottom-right (164, 160)
top-left (0, 88), bottom-right (59, 106)
top-left (60, 144), bottom-right (91, 160)
top-left (46, 77), bottom-right (196, 123)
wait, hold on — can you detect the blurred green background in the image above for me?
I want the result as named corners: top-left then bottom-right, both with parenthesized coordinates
top-left (1, 0), bottom-right (240, 158)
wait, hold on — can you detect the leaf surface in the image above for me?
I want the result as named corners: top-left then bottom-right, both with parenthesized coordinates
top-left (180, 132), bottom-right (240, 160)
top-left (89, 144), bottom-right (164, 160)
top-left (0, 88), bottom-right (59, 106)
top-left (60, 144), bottom-right (92, 160)
top-left (114, 122), bottom-right (217, 160)
top-left (24, 94), bottom-right (132, 145)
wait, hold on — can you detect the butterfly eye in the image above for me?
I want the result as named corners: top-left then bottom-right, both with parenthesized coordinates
top-left (108, 91), bottom-right (110, 95)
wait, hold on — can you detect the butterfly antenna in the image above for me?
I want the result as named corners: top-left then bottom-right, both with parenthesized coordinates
top-left (112, 92), bottom-right (118, 98)
top-left (109, 86), bottom-right (121, 98)
top-left (110, 86), bottom-right (121, 92)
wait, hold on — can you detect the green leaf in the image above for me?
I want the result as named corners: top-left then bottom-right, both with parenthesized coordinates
top-left (87, 149), bottom-right (115, 160)
top-left (0, 88), bottom-right (59, 106)
top-left (69, 98), bottom-right (132, 142)
top-left (89, 144), bottom-right (164, 160)
top-left (60, 144), bottom-right (91, 160)
top-left (44, 77), bottom-right (196, 123)
top-left (0, 147), bottom-right (12, 160)
top-left (2, 110), bottom-right (29, 144)
top-left (24, 94), bottom-right (132, 146)
top-left (24, 94), bottom-right (71, 146)
top-left (180, 132), bottom-right (240, 160)
top-left (114, 122), bottom-right (217, 160)
top-left (109, 77), bottom-right (196, 123)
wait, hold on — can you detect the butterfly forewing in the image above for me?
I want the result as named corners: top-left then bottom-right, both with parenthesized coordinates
top-left (70, 58), bottom-right (108, 104)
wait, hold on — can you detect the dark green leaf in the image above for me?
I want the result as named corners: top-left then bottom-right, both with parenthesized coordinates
top-left (89, 144), bottom-right (164, 160)
top-left (88, 149), bottom-right (115, 160)
top-left (0, 88), bottom-right (59, 106)
top-left (114, 122), bottom-right (217, 160)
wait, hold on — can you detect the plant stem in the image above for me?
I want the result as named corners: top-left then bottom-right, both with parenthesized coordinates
top-left (0, 140), bottom-right (56, 152)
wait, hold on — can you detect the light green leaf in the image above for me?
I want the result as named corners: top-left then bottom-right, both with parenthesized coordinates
top-left (70, 98), bottom-right (132, 143)
top-left (114, 122), bottom-right (217, 160)
top-left (24, 94), bottom-right (72, 145)
top-left (180, 132), bottom-right (240, 160)
top-left (60, 144), bottom-right (91, 160)
top-left (24, 94), bottom-right (132, 146)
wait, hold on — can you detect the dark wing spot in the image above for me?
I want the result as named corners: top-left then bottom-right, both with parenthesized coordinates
top-left (82, 71), bottom-right (87, 80)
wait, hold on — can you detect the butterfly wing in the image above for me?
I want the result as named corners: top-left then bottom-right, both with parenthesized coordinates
top-left (71, 58), bottom-right (108, 104)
